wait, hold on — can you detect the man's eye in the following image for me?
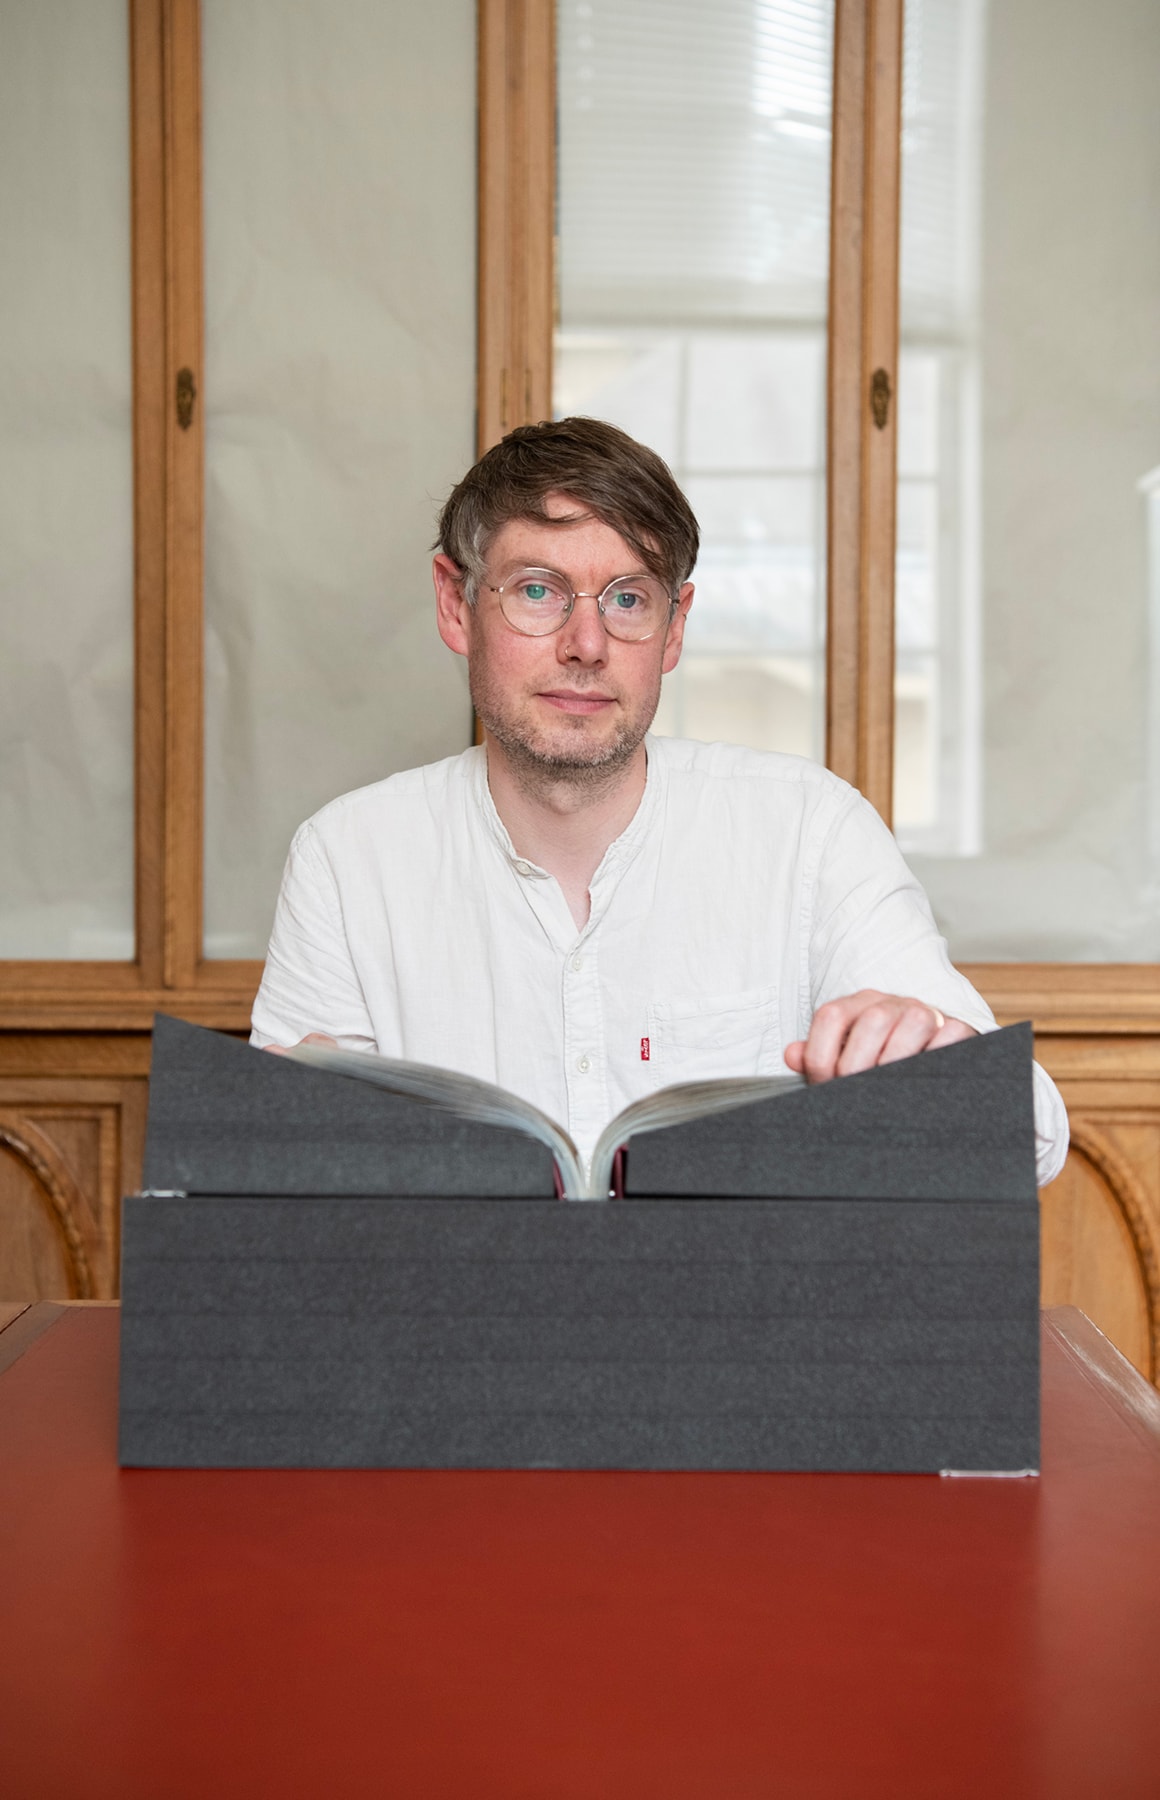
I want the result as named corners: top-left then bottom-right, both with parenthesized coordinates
top-left (613, 589), bottom-right (642, 609)
top-left (523, 583), bottom-right (550, 601)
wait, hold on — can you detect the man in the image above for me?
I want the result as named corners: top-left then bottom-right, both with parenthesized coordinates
top-left (252, 417), bottom-right (1067, 1182)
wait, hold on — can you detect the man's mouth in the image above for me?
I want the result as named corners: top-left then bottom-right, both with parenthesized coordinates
top-left (537, 690), bottom-right (616, 715)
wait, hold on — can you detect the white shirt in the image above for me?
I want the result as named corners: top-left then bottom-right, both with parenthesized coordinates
top-left (252, 737), bottom-right (1068, 1184)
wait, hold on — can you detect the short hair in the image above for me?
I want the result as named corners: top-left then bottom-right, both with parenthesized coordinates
top-left (435, 417), bottom-right (700, 599)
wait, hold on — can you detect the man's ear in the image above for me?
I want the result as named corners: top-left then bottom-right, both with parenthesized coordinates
top-left (433, 554), bottom-right (474, 657)
top-left (661, 582), bottom-right (694, 675)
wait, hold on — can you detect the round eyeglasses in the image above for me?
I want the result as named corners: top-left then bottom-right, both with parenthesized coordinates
top-left (480, 566), bottom-right (678, 642)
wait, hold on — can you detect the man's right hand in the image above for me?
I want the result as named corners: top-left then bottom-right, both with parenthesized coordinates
top-left (263, 1033), bottom-right (339, 1056)
top-left (784, 991), bottom-right (973, 1081)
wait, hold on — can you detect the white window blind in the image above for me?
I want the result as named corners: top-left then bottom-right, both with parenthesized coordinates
top-left (559, 0), bottom-right (833, 322)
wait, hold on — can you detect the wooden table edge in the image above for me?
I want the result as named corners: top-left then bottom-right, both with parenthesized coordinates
top-left (1043, 1304), bottom-right (1160, 1445)
top-left (0, 1300), bottom-right (80, 1375)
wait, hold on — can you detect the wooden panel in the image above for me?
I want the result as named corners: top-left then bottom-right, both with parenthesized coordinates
top-left (966, 964), bottom-right (1160, 1035)
top-left (0, 1035), bottom-right (154, 1080)
top-left (0, 1074), bottom-right (149, 1303)
top-left (825, 0), bottom-right (903, 821)
top-left (0, 976), bottom-right (260, 1033)
top-left (0, 1134), bottom-right (79, 1301)
top-left (1029, 1034), bottom-right (1160, 1384)
top-left (477, 0), bottom-right (555, 453)
top-left (1040, 1137), bottom-right (1153, 1381)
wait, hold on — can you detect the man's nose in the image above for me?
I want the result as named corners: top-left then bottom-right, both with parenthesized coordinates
top-left (556, 593), bottom-right (609, 662)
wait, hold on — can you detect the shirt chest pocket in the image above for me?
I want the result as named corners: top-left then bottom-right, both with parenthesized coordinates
top-left (647, 985), bottom-right (781, 1082)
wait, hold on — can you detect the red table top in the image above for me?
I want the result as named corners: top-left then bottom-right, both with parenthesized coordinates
top-left (1, 1304), bottom-right (1158, 1800)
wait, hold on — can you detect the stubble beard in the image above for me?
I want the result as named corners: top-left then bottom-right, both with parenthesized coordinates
top-left (469, 663), bottom-right (661, 798)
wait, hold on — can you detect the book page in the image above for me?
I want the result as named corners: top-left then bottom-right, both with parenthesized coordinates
top-left (590, 1074), bottom-right (805, 1199)
top-left (284, 1044), bottom-right (586, 1197)
top-left (284, 1047), bottom-right (804, 1201)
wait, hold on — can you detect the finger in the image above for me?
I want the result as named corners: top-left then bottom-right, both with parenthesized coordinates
top-left (262, 1033), bottom-right (338, 1057)
top-left (855, 1006), bottom-right (979, 1069)
top-left (834, 997), bottom-right (905, 1076)
top-left (886, 1013), bottom-right (978, 1058)
top-left (875, 1001), bottom-right (949, 1066)
top-left (802, 992), bottom-right (884, 1082)
top-left (928, 1017), bottom-right (977, 1051)
top-left (784, 1040), bottom-right (806, 1073)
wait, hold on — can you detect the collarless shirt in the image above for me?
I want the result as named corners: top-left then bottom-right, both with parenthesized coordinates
top-left (251, 736), bottom-right (1068, 1183)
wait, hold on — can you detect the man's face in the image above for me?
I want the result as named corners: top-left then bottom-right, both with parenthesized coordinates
top-left (433, 494), bottom-right (693, 781)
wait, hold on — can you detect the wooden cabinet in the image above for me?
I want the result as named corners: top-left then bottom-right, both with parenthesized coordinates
top-left (3, 2), bottom-right (1159, 1388)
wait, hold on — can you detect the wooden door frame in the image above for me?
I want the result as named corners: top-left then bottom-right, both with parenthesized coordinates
top-left (826, 0), bottom-right (902, 826)
top-left (477, 0), bottom-right (555, 455)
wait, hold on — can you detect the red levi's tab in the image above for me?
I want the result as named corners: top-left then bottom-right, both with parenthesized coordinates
top-left (640, 1037), bottom-right (650, 1061)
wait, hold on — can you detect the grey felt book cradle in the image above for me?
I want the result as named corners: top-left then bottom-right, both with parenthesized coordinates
top-left (118, 1015), bottom-right (1041, 1474)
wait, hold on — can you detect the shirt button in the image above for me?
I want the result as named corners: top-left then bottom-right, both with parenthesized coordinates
top-left (577, 1054), bottom-right (591, 1073)
top-left (514, 860), bottom-right (534, 876)
top-left (571, 953), bottom-right (583, 971)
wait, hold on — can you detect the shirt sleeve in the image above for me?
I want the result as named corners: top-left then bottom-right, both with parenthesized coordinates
top-left (250, 820), bottom-right (378, 1053)
top-left (807, 786), bottom-right (1069, 1186)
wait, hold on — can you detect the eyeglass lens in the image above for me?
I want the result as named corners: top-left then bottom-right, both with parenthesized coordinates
top-left (496, 568), bottom-right (671, 640)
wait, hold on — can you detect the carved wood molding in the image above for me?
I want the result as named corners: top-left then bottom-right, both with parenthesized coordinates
top-left (0, 981), bottom-right (259, 1034)
top-left (968, 966), bottom-right (1160, 1035)
top-left (1065, 1119), bottom-right (1160, 1379)
top-left (0, 1116), bottom-right (94, 1299)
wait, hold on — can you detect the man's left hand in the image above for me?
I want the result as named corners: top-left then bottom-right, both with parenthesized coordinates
top-left (784, 990), bottom-right (976, 1083)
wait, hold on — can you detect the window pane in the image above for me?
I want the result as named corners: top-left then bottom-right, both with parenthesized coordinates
top-left (202, 0), bottom-right (476, 958)
top-left (0, 1), bottom-right (134, 959)
top-left (556, 0), bottom-right (834, 759)
top-left (894, 0), bottom-right (1160, 958)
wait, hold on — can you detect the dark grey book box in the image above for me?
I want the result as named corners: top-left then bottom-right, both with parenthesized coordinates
top-left (119, 1015), bottom-right (1041, 1474)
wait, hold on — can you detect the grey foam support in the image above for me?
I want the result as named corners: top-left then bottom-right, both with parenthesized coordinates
top-left (625, 1023), bottom-right (1038, 1200)
top-left (143, 1013), bottom-right (556, 1198)
top-left (119, 1194), bottom-right (1039, 1473)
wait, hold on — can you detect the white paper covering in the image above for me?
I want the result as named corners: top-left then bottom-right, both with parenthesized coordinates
top-left (0, 1), bottom-right (134, 959)
top-left (899, 0), bottom-right (1160, 958)
top-left (202, 0), bottom-right (476, 958)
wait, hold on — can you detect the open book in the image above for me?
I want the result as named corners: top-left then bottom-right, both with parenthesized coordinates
top-left (285, 1043), bottom-right (804, 1200)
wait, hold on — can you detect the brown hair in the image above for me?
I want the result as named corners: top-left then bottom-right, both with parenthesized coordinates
top-left (435, 416), bottom-right (700, 598)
